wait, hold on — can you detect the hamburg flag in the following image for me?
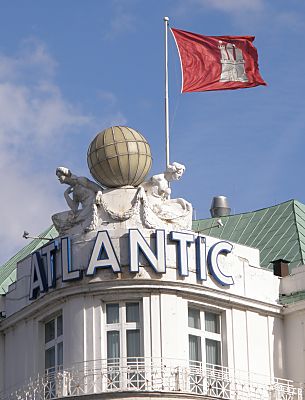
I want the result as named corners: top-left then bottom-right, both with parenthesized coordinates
top-left (171, 28), bottom-right (266, 93)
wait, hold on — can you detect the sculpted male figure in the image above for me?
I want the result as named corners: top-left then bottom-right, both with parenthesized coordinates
top-left (52, 167), bottom-right (103, 234)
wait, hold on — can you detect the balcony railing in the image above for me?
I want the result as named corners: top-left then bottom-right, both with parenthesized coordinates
top-left (2, 357), bottom-right (304, 400)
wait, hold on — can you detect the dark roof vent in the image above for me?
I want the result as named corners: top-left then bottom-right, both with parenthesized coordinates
top-left (271, 259), bottom-right (290, 277)
top-left (210, 196), bottom-right (231, 218)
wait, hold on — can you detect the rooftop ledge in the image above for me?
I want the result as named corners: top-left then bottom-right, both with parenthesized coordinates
top-left (2, 357), bottom-right (303, 400)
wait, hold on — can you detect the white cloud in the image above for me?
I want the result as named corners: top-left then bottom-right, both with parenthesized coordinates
top-left (0, 82), bottom-right (91, 152)
top-left (97, 90), bottom-right (118, 107)
top-left (0, 41), bottom-right (93, 265)
top-left (173, 0), bottom-right (264, 18)
top-left (94, 90), bottom-right (127, 129)
top-left (0, 151), bottom-right (62, 261)
top-left (173, 0), bottom-right (305, 34)
top-left (103, 1), bottom-right (137, 40)
top-left (201, 0), bottom-right (264, 13)
top-left (0, 38), bottom-right (128, 266)
top-left (0, 38), bottom-right (56, 82)
top-left (274, 11), bottom-right (304, 32)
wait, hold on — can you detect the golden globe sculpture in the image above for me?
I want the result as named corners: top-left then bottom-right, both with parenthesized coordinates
top-left (87, 126), bottom-right (152, 188)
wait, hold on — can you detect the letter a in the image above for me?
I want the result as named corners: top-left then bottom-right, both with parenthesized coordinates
top-left (87, 231), bottom-right (121, 275)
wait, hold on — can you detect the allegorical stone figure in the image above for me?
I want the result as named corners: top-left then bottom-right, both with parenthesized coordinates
top-left (52, 127), bottom-right (193, 233)
top-left (141, 162), bottom-right (185, 199)
top-left (52, 167), bottom-right (103, 234)
top-left (140, 162), bottom-right (192, 221)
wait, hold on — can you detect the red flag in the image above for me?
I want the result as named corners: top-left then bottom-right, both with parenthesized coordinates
top-left (171, 28), bottom-right (266, 93)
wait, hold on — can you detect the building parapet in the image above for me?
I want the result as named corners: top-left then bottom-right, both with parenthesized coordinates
top-left (2, 357), bottom-right (303, 400)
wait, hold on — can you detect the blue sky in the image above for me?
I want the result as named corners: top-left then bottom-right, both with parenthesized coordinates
top-left (0, 0), bottom-right (304, 264)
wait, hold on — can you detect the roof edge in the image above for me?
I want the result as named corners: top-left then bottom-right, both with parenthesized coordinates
top-left (292, 200), bottom-right (305, 266)
top-left (193, 199), bottom-right (297, 223)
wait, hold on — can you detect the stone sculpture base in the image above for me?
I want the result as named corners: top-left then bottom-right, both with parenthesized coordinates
top-left (53, 187), bottom-right (192, 237)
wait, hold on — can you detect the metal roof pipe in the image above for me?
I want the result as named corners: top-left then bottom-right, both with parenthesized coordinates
top-left (210, 196), bottom-right (231, 218)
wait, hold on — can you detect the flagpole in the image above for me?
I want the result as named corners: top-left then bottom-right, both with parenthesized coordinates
top-left (164, 16), bottom-right (170, 169)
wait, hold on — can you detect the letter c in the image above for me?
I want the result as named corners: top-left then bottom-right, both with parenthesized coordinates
top-left (208, 241), bottom-right (234, 286)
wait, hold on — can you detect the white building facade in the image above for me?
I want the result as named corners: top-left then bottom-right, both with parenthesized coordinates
top-left (0, 127), bottom-right (304, 399)
top-left (1, 218), bottom-right (302, 399)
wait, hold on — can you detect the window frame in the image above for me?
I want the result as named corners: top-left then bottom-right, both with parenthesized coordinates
top-left (44, 313), bottom-right (63, 372)
top-left (188, 305), bottom-right (223, 367)
top-left (104, 300), bottom-right (143, 362)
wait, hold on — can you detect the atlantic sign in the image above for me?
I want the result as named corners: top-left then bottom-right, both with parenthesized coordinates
top-left (29, 229), bottom-right (234, 300)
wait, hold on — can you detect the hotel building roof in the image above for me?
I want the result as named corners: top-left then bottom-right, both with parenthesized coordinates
top-left (0, 225), bottom-right (57, 294)
top-left (193, 199), bottom-right (305, 271)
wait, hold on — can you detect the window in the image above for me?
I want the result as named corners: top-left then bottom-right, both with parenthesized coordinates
top-left (44, 314), bottom-right (63, 398)
top-left (188, 307), bottom-right (223, 395)
top-left (105, 302), bottom-right (143, 389)
top-left (106, 302), bottom-right (142, 361)
top-left (45, 314), bottom-right (63, 372)
top-left (188, 307), bottom-right (222, 367)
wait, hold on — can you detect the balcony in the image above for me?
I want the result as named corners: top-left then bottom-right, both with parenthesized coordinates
top-left (2, 358), bottom-right (304, 400)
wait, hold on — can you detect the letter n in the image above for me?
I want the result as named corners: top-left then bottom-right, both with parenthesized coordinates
top-left (129, 229), bottom-right (166, 273)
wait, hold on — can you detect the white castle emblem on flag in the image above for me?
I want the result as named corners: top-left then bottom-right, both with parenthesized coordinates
top-left (218, 41), bottom-right (248, 82)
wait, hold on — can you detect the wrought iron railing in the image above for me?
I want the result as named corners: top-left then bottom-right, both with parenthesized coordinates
top-left (2, 357), bottom-right (304, 400)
